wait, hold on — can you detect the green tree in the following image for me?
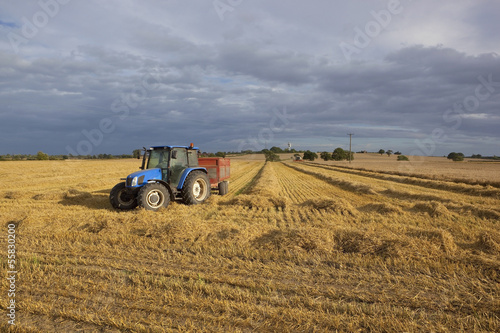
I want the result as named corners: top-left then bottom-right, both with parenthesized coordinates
top-left (332, 147), bottom-right (346, 161)
top-left (303, 150), bottom-right (318, 161)
top-left (447, 152), bottom-right (464, 162)
top-left (397, 155), bottom-right (409, 161)
top-left (133, 149), bottom-right (142, 159)
top-left (378, 149), bottom-right (385, 155)
top-left (320, 152), bottom-right (332, 161)
top-left (347, 151), bottom-right (354, 161)
top-left (36, 151), bottom-right (49, 160)
top-left (215, 152), bottom-right (226, 158)
top-left (270, 146), bottom-right (283, 154)
top-left (331, 147), bottom-right (353, 161)
top-left (265, 151), bottom-right (280, 162)
top-left (386, 150), bottom-right (393, 157)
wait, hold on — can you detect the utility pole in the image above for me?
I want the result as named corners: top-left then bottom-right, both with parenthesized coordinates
top-left (348, 133), bottom-right (354, 164)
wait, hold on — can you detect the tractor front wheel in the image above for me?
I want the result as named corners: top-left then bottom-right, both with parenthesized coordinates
top-left (138, 183), bottom-right (170, 211)
top-left (182, 171), bottom-right (211, 205)
top-left (109, 182), bottom-right (138, 210)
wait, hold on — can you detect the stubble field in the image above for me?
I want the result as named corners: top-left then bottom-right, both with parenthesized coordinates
top-left (0, 154), bottom-right (499, 332)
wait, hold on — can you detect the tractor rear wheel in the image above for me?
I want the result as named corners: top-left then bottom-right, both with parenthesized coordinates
top-left (109, 182), bottom-right (138, 210)
top-left (182, 171), bottom-right (211, 205)
top-left (138, 183), bottom-right (170, 211)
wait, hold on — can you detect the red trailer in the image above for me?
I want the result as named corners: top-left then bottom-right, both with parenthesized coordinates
top-left (198, 157), bottom-right (230, 195)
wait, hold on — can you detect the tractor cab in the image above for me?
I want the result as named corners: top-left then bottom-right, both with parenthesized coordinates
top-left (140, 145), bottom-right (199, 188)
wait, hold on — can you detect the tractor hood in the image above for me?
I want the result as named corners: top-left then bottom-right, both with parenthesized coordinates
top-left (126, 168), bottom-right (162, 188)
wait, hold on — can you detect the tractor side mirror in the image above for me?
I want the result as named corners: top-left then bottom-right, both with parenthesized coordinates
top-left (171, 150), bottom-right (177, 159)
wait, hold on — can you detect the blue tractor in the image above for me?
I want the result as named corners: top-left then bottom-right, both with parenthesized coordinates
top-left (109, 144), bottom-right (229, 211)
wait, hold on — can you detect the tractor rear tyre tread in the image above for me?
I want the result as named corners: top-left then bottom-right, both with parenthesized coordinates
top-left (182, 171), bottom-right (211, 205)
top-left (109, 182), bottom-right (138, 210)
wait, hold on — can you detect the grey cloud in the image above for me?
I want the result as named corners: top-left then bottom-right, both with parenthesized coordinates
top-left (0, 1), bottom-right (499, 155)
top-left (216, 43), bottom-right (313, 85)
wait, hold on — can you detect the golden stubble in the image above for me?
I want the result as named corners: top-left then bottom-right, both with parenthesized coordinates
top-left (0, 156), bottom-right (498, 332)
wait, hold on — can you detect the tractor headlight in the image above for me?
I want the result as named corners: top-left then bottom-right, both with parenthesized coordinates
top-left (131, 177), bottom-right (138, 187)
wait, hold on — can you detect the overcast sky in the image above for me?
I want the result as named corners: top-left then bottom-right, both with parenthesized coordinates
top-left (1, 0), bottom-right (499, 156)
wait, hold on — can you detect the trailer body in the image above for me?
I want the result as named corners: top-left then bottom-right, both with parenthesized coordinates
top-left (198, 157), bottom-right (230, 188)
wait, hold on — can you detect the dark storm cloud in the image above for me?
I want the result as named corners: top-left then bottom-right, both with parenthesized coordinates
top-left (0, 0), bottom-right (499, 155)
top-left (313, 46), bottom-right (500, 136)
top-left (216, 43), bottom-right (313, 85)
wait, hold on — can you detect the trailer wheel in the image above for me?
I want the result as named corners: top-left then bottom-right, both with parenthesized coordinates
top-left (182, 171), bottom-right (211, 205)
top-left (138, 183), bottom-right (170, 211)
top-left (218, 181), bottom-right (229, 196)
top-left (109, 182), bottom-right (138, 210)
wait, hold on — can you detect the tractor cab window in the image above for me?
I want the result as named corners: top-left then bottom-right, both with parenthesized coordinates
top-left (147, 150), bottom-right (169, 169)
top-left (187, 150), bottom-right (198, 167)
top-left (169, 148), bottom-right (188, 187)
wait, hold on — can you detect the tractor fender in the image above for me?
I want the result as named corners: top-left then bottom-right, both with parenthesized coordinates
top-left (146, 179), bottom-right (175, 201)
top-left (177, 168), bottom-right (207, 190)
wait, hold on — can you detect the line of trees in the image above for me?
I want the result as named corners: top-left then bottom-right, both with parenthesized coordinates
top-left (199, 152), bottom-right (227, 158)
top-left (240, 146), bottom-right (304, 155)
top-left (378, 149), bottom-right (402, 157)
top-left (318, 148), bottom-right (354, 161)
top-left (0, 151), bottom-right (134, 161)
top-left (3, 148), bottom-right (495, 162)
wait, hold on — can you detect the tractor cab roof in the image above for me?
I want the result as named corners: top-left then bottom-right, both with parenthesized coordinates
top-left (149, 145), bottom-right (199, 150)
